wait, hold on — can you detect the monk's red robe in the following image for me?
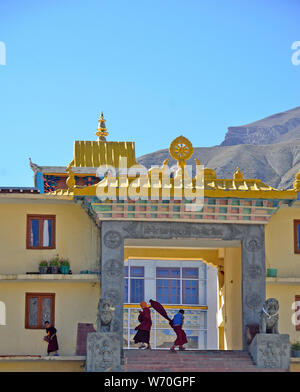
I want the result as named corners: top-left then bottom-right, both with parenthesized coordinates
top-left (135, 307), bottom-right (152, 331)
top-left (149, 300), bottom-right (188, 347)
top-left (46, 327), bottom-right (59, 353)
top-left (133, 307), bottom-right (152, 344)
top-left (173, 325), bottom-right (188, 346)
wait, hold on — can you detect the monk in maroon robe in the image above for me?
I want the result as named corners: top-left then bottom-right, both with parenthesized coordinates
top-left (149, 300), bottom-right (188, 351)
top-left (170, 309), bottom-right (188, 351)
top-left (133, 301), bottom-right (152, 349)
top-left (44, 321), bottom-right (59, 356)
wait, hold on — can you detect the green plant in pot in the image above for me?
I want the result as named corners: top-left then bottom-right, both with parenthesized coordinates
top-left (291, 341), bottom-right (300, 357)
top-left (39, 260), bottom-right (48, 274)
top-left (49, 255), bottom-right (60, 274)
top-left (59, 258), bottom-right (70, 274)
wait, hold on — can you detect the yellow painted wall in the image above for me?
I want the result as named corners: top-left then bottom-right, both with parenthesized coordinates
top-left (0, 282), bottom-right (99, 356)
top-left (266, 284), bottom-right (300, 344)
top-left (290, 360), bottom-right (300, 372)
top-left (223, 247), bottom-right (242, 350)
top-left (0, 202), bottom-right (100, 274)
top-left (265, 206), bottom-right (300, 353)
top-left (0, 360), bottom-right (85, 372)
top-left (265, 206), bottom-right (300, 277)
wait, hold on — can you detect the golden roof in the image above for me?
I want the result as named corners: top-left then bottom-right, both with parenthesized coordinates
top-left (71, 140), bottom-right (138, 168)
top-left (49, 129), bottom-right (299, 200)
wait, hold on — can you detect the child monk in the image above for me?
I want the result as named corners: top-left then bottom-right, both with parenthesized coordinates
top-left (133, 301), bottom-right (152, 350)
top-left (170, 309), bottom-right (188, 351)
top-left (43, 321), bottom-right (59, 356)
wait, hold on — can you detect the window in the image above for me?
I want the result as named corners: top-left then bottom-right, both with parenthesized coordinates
top-left (25, 293), bottom-right (55, 329)
top-left (124, 266), bottom-right (144, 303)
top-left (182, 268), bottom-right (199, 304)
top-left (26, 215), bottom-right (56, 249)
top-left (156, 267), bottom-right (203, 305)
top-left (0, 301), bottom-right (6, 325)
top-left (157, 268), bottom-right (180, 304)
top-left (294, 220), bottom-right (300, 254)
top-left (295, 295), bottom-right (300, 331)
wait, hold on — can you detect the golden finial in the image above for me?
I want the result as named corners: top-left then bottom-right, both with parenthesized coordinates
top-left (66, 160), bottom-right (76, 190)
top-left (96, 112), bottom-right (109, 141)
top-left (293, 170), bottom-right (300, 192)
top-left (233, 167), bottom-right (243, 181)
top-left (169, 135), bottom-right (194, 169)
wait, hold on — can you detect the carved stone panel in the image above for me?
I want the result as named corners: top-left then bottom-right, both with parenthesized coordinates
top-left (103, 230), bottom-right (122, 249)
top-left (86, 332), bottom-right (121, 372)
top-left (249, 333), bottom-right (290, 369)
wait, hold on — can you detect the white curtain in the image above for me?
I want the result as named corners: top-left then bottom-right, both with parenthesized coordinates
top-left (43, 220), bottom-right (50, 247)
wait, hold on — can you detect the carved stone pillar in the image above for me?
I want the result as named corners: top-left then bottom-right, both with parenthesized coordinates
top-left (241, 225), bottom-right (266, 349)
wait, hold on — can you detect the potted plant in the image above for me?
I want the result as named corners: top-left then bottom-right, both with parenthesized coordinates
top-left (39, 260), bottom-right (48, 274)
top-left (59, 258), bottom-right (70, 274)
top-left (291, 341), bottom-right (300, 357)
top-left (266, 256), bottom-right (278, 277)
top-left (267, 268), bottom-right (277, 277)
top-left (49, 255), bottom-right (60, 274)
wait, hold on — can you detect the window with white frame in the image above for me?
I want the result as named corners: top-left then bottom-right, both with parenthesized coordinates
top-left (124, 266), bottom-right (144, 304)
top-left (156, 265), bottom-right (206, 305)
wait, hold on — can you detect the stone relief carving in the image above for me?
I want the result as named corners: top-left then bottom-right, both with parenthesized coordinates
top-left (247, 264), bottom-right (263, 280)
top-left (94, 339), bottom-right (114, 370)
top-left (122, 221), bottom-right (248, 240)
top-left (105, 289), bottom-right (121, 306)
top-left (246, 292), bottom-right (262, 309)
top-left (244, 235), bottom-right (263, 252)
top-left (259, 298), bottom-right (279, 334)
top-left (97, 297), bottom-right (115, 332)
top-left (103, 230), bottom-right (122, 249)
top-left (103, 259), bottom-right (123, 279)
top-left (258, 342), bottom-right (279, 368)
top-left (86, 333), bottom-right (119, 372)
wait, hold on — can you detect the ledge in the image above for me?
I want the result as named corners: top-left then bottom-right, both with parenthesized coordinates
top-left (0, 355), bottom-right (85, 362)
top-left (266, 277), bottom-right (300, 285)
top-left (0, 274), bottom-right (99, 282)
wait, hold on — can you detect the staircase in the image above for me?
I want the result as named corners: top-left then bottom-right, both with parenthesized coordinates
top-left (123, 349), bottom-right (287, 372)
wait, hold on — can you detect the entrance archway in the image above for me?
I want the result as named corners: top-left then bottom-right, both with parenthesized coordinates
top-left (123, 242), bottom-right (242, 350)
top-left (100, 221), bottom-right (265, 355)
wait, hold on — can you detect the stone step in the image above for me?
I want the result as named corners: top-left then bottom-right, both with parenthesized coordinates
top-left (123, 349), bottom-right (288, 372)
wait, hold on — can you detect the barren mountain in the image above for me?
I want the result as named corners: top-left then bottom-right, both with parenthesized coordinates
top-left (137, 139), bottom-right (300, 190)
top-left (138, 106), bottom-right (300, 190)
top-left (221, 106), bottom-right (300, 146)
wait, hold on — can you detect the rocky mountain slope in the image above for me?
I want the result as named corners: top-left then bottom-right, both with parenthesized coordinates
top-left (137, 107), bottom-right (300, 190)
top-left (221, 106), bottom-right (300, 146)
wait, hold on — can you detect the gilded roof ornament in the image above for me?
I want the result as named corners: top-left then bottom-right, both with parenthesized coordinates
top-left (169, 135), bottom-right (194, 168)
top-left (233, 167), bottom-right (243, 181)
top-left (96, 112), bottom-right (109, 141)
top-left (66, 160), bottom-right (76, 190)
top-left (293, 170), bottom-right (300, 192)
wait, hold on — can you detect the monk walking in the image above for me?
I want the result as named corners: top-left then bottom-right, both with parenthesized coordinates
top-left (170, 309), bottom-right (188, 351)
top-left (43, 321), bottom-right (59, 356)
top-left (133, 301), bottom-right (152, 350)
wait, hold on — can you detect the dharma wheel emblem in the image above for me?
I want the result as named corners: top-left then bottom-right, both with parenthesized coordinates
top-left (169, 135), bottom-right (194, 168)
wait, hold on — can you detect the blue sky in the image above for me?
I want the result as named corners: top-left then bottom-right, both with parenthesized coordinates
top-left (0, 0), bottom-right (299, 187)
